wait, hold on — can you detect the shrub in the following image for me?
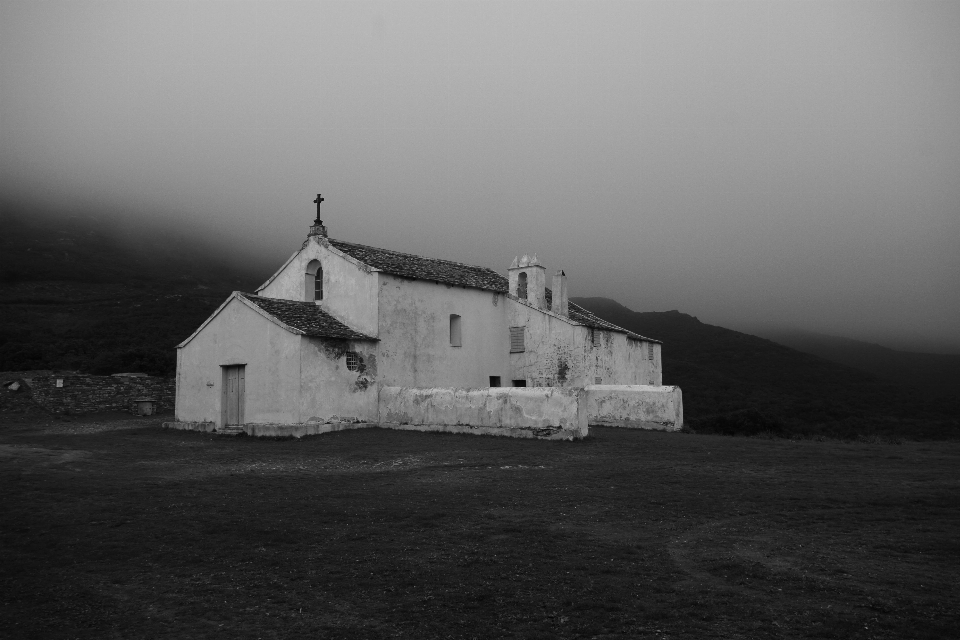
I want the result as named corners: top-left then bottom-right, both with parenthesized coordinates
top-left (689, 408), bottom-right (785, 437)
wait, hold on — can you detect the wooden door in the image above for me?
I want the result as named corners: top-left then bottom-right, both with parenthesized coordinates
top-left (223, 365), bottom-right (245, 425)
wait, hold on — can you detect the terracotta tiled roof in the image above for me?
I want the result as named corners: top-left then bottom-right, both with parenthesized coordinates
top-left (329, 238), bottom-right (660, 343)
top-left (543, 289), bottom-right (661, 343)
top-left (240, 293), bottom-right (376, 341)
top-left (330, 239), bottom-right (508, 293)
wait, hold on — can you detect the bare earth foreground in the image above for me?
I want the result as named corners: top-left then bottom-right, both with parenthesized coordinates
top-left (1, 415), bottom-right (957, 640)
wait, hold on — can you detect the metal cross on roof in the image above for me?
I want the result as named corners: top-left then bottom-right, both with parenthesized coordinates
top-left (313, 194), bottom-right (324, 224)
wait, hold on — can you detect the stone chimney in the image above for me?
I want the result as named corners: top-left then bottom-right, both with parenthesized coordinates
top-left (507, 254), bottom-right (547, 310)
top-left (308, 193), bottom-right (327, 238)
top-left (551, 269), bottom-right (568, 316)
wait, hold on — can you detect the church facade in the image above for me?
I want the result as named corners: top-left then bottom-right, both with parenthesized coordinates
top-left (170, 198), bottom-right (680, 438)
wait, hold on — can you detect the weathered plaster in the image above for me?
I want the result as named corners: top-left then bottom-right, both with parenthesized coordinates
top-left (506, 297), bottom-right (661, 387)
top-left (166, 385), bottom-right (589, 440)
top-left (163, 420), bottom-right (372, 438)
top-left (379, 386), bottom-right (588, 440)
top-left (584, 384), bottom-right (682, 431)
top-left (376, 275), bottom-right (510, 387)
top-left (298, 336), bottom-right (378, 423)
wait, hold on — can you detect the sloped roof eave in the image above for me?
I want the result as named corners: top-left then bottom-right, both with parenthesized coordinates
top-left (177, 292), bottom-right (377, 348)
top-left (239, 293), bottom-right (377, 341)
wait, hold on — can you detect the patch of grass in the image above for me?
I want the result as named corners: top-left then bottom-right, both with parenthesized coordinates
top-left (1, 418), bottom-right (959, 638)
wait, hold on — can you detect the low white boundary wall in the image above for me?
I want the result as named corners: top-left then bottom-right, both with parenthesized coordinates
top-left (166, 385), bottom-right (681, 439)
top-left (162, 419), bottom-right (372, 438)
top-left (584, 385), bottom-right (683, 431)
top-left (378, 386), bottom-right (587, 440)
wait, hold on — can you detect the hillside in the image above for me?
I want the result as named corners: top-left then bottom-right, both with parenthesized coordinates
top-left (743, 326), bottom-right (960, 398)
top-left (571, 297), bottom-right (958, 439)
top-left (0, 206), bottom-right (269, 376)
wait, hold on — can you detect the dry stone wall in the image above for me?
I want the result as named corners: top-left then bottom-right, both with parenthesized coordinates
top-left (24, 374), bottom-right (175, 415)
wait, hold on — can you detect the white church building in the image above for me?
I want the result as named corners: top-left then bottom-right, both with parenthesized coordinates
top-left (167, 197), bottom-right (682, 440)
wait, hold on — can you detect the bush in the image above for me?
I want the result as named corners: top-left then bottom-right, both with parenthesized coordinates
top-left (689, 408), bottom-right (785, 437)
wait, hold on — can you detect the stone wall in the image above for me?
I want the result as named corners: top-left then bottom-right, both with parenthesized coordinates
top-left (378, 386), bottom-right (588, 440)
top-left (584, 384), bottom-right (683, 431)
top-left (24, 374), bottom-right (175, 415)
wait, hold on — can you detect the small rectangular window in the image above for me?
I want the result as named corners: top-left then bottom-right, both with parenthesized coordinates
top-left (450, 314), bottom-right (462, 347)
top-left (512, 379), bottom-right (526, 387)
top-left (509, 327), bottom-right (525, 353)
top-left (648, 342), bottom-right (654, 360)
top-left (595, 376), bottom-right (602, 384)
top-left (489, 376), bottom-right (501, 387)
top-left (592, 328), bottom-right (602, 347)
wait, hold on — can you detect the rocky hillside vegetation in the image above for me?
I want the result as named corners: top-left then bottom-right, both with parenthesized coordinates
top-left (0, 205), bottom-right (268, 376)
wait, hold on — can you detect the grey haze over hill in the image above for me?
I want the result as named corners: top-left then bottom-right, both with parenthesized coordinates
top-left (2, 1), bottom-right (958, 353)
top-left (574, 296), bottom-right (960, 402)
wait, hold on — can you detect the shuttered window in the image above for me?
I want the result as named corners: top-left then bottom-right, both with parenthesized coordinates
top-left (648, 342), bottom-right (654, 360)
top-left (509, 327), bottom-right (525, 353)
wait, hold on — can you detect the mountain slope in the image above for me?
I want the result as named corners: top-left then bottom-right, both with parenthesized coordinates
top-left (0, 207), bottom-right (268, 376)
top-left (743, 326), bottom-right (960, 398)
top-left (572, 297), bottom-right (958, 437)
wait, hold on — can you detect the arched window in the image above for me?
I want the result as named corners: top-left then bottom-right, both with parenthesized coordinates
top-left (305, 260), bottom-right (323, 302)
top-left (517, 272), bottom-right (528, 300)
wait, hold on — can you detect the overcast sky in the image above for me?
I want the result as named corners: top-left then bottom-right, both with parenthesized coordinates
top-left (2, 1), bottom-right (958, 352)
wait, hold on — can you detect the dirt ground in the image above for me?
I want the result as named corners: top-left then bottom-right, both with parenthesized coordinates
top-left (1, 413), bottom-right (958, 639)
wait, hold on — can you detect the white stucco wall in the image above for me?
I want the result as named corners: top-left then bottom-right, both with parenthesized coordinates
top-left (584, 384), bottom-right (682, 431)
top-left (506, 298), bottom-right (661, 387)
top-left (379, 386), bottom-right (588, 440)
top-left (256, 237), bottom-right (379, 337)
top-left (594, 334), bottom-right (662, 386)
top-left (376, 275), bottom-right (511, 387)
top-left (507, 299), bottom-right (587, 386)
top-left (175, 297), bottom-right (380, 427)
top-left (175, 298), bottom-right (303, 426)
top-left (299, 337), bottom-right (379, 424)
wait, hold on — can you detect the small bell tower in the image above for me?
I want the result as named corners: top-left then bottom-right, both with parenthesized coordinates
top-left (507, 254), bottom-right (547, 310)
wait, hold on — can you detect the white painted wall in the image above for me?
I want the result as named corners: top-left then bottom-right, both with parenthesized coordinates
top-left (379, 386), bottom-right (588, 439)
top-left (299, 337), bottom-right (379, 423)
top-left (176, 297), bottom-right (380, 426)
top-left (175, 298), bottom-right (303, 426)
top-left (256, 237), bottom-right (380, 337)
top-left (585, 384), bottom-right (682, 430)
top-left (507, 299), bottom-right (587, 386)
top-left (506, 298), bottom-right (661, 387)
top-left (376, 274), bottom-right (510, 387)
